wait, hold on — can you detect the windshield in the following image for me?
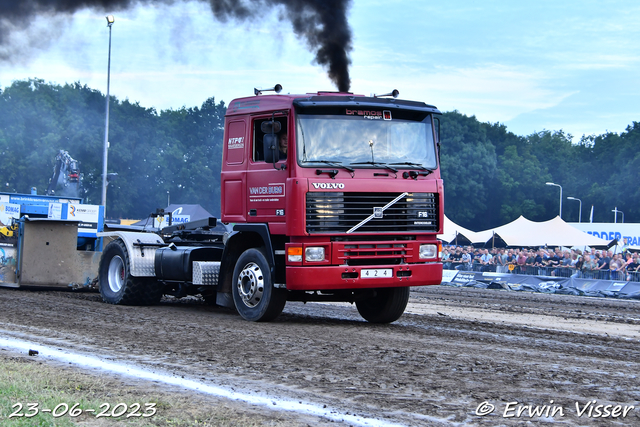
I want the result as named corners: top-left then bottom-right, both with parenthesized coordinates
top-left (296, 114), bottom-right (437, 169)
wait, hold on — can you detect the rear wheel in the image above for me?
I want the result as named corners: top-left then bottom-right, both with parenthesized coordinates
top-left (356, 287), bottom-right (410, 323)
top-left (99, 239), bottom-right (163, 305)
top-left (232, 248), bottom-right (286, 322)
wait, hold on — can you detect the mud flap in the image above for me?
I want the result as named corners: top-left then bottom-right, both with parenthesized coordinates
top-left (216, 292), bottom-right (234, 308)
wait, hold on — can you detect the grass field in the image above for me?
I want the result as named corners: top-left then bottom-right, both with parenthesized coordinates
top-left (0, 352), bottom-right (306, 427)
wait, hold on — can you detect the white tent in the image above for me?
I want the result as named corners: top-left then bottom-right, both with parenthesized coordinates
top-left (438, 215), bottom-right (481, 244)
top-left (475, 215), bottom-right (611, 247)
top-left (474, 216), bottom-right (535, 246)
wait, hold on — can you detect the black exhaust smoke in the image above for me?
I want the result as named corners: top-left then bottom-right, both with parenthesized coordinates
top-left (0, 0), bottom-right (353, 92)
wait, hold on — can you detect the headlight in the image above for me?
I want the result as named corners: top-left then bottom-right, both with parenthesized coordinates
top-left (419, 244), bottom-right (437, 259)
top-left (287, 247), bottom-right (303, 262)
top-left (305, 247), bottom-right (325, 262)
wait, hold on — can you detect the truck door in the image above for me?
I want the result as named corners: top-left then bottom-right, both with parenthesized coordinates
top-left (246, 114), bottom-right (288, 229)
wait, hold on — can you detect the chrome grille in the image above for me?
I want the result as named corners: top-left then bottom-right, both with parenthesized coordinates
top-left (337, 242), bottom-right (413, 265)
top-left (306, 192), bottom-right (438, 234)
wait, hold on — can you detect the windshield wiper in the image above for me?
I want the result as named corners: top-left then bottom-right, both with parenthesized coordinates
top-left (389, 162), bottom-right (432, 171)
top-left (305, 159), bottom-right (355, 173)
top-left (349, 161), bottom-right (398, 173)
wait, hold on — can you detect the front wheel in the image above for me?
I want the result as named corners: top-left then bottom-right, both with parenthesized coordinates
top-left (99, 239), bottom-right (163, 305)
top-left (356, 287), bottom-right (410, 323)
top-left (232, 248), bottom-right (286, 322)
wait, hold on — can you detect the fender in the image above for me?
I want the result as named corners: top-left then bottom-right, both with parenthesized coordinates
top-left (232, 223), bottom-right (276, 266)
top-left (218, 223), bottom-right (275, 295)
top-left (97, 231), bottom-right (165, 277)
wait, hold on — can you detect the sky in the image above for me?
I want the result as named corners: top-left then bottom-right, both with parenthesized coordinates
top-left (1, 0), bottom-right (639, 140)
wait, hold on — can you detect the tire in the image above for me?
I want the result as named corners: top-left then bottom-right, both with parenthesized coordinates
top-left (99, 239), bottom-right (163, 305)
top-left (356, 287), bottom-right (410, 323)
top-left (232, 248), bottom-right (286, 322)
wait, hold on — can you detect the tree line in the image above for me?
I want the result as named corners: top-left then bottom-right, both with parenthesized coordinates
top-left (441, 111), bottom-right (640, 229)
top-left (0, 78), bottom-right (637, 228)
top-left (0, 79), bottom-right (224, 220)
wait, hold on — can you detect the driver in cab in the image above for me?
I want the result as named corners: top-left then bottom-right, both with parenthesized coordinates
top-left (278, 131), bottom-right (288, 159)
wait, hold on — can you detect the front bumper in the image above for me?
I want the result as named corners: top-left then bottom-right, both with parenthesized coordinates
top-left (285, 262), bottom-right (442, 291)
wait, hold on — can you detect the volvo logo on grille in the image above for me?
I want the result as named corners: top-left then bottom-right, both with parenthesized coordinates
top-left (373, 207), bottom-right (383, 218)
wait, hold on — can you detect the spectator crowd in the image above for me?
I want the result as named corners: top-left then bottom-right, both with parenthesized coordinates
top-left (442, 246), bottom-right (640, 281)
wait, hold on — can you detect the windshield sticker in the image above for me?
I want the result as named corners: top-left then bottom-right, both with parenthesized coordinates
top-left (346, 109), bottom-right (384, 120)
top-left (383, 110), bottom-right (392, 120)
top-left (232, 100), bottom-right (260, 110)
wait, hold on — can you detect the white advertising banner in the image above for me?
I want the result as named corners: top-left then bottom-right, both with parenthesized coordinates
top-left (0, 203), bottom-right (20, 225)
top-left (47, 203), bottom-right (104, 237)
top-left (48, 203), bottom-right (63, 219)
top-left (0, 203), bottom-right (21, 247)
top-left (68, 204), bottom-right (102, 236)
top-left (569, 223), bottom-right (640, 246)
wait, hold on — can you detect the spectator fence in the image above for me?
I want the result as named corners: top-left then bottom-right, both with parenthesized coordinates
top-left (443, 260), bottom-right (640, 282)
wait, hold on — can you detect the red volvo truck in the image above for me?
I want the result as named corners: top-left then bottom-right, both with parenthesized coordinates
top-left (98, 87), bottom-right (444, 323)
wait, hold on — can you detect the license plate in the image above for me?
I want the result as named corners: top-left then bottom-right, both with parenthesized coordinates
top-left (361, 268), bottom-right (393, 279)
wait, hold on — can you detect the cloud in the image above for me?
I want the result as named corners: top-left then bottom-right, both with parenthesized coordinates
top-left (351, 62), bottom-right (576, 124)
top-left (1, 0), bottom-right (638, 141)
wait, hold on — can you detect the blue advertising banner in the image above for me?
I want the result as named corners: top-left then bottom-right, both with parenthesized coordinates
top-left (441, 271), bottom-right (640, 300)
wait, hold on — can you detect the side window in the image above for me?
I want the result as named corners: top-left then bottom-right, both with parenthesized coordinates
top-left (253, 117), bottom-right (287, 163)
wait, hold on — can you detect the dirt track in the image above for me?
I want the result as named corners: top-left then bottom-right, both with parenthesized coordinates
top-left (1, 285), bottom-right (639, 426)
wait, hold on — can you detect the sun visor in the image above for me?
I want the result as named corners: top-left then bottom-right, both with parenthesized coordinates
top-left (293, 96), bottom-right (441, 121)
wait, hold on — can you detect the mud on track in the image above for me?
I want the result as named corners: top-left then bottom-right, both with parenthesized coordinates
top-left (1, 285), bottom-right (639, 426)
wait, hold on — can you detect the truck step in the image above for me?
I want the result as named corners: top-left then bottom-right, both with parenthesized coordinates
top-left (193, 261), bottom-right (221, 286)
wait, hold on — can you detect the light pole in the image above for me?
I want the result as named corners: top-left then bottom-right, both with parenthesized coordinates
top-left (612, 207), bottom-right (624, 223)
top-left (567, 196), bottom-right (582, 223)
top-left (545, 182), bottom-right (563, 219)
top-left (102, 15), bottom-right (115, 214)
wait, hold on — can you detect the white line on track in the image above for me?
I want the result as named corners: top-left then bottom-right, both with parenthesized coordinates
top-left (0, 335), bottom-right (409, 427)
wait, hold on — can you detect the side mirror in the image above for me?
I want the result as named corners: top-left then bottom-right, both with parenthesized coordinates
top-left (263, 134), bottom-right (280, 163)
top-left (260, 120), bottom-right (281, 134)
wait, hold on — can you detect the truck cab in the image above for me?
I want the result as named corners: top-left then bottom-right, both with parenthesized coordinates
top-left (219, 91), bottom-right (444, 321)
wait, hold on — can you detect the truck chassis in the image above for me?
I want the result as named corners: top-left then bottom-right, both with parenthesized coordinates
top-left (99, 217), bottom-right (418, 323)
